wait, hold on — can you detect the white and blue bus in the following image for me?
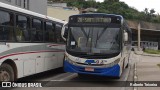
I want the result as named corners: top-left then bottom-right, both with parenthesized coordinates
top-left (62, 13), bottom-right (132, 78)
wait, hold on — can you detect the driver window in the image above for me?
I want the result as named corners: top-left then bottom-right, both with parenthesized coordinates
top-left (31, 19), bottom-right (43, 42)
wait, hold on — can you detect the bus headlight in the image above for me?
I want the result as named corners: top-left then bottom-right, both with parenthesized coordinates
top-left (104, 58), bottom-right (120, 67)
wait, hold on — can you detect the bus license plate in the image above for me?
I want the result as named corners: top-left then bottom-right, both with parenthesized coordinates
top-left (85, 67), bottom-right (94, 72)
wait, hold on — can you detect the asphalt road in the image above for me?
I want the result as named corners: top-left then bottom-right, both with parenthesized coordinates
top-left (0, 52), bottom-right (138, 90)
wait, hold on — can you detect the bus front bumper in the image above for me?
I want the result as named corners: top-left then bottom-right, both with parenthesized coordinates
top-left (64, 61), bottom-right (120, 77)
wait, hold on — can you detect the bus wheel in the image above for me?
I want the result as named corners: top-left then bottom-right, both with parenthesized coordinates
top-left (126, 63), bottom-right (129, 68)
top-left (0, 63), bottom-right (14, 81)
top-left (126, 58), bottom-right (129, 68)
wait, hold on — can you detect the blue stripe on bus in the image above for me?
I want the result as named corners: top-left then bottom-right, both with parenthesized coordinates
top-left (64, 61), bottom-right (120, 77)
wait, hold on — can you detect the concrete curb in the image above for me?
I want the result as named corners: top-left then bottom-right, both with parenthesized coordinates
top-left (134, 50), bottom-right (160, 57)
top-left (134, 51), bottom-right (143, 55)
top-left (142, 53), bottom-right (160, 57)
top-left (133, 63), bottom-right (138, 90)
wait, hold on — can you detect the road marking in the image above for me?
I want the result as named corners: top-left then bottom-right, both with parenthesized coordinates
top-left (40, 73), bottom-right (72, 81)
top-left (50, 73), bottom-right (77, 81)
top-left (133, 63), bottom-right (138, 90)
top-left (61, 73), bottom-right (77, 81)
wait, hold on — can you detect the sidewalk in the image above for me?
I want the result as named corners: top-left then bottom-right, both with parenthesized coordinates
top-left (137, 62), bottom-right (160, 81)
top-left (136, 55), bottom-right (160, 90)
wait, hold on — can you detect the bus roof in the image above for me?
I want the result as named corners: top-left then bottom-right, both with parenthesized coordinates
top-left (0, 2), bottom-right (66, 24)
top-left (69, 13), bottom-right (123, 18)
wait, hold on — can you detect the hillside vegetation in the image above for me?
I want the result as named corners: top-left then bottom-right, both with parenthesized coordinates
top-left (48, 0), bottom-right (160, 23)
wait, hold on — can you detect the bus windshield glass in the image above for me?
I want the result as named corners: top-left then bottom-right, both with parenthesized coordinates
top-left (67, 24), bottom-right (121, 54)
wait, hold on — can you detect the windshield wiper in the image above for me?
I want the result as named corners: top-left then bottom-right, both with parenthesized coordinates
top-left (81, 27), bottom-right (91, 46)
top-left (94, 24), bottom-right (110, 47)
top-left (80, 27), bottom-right (88, 38)
top-left (95, 30), bottom-right (100, 48)
top-left (97, 24), bottom-right (110, 40)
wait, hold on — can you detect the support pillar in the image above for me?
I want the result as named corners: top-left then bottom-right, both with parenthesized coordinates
top-left (138, 23), bottom-right (141, 51)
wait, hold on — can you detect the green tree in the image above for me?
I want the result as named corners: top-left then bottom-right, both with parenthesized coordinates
top-left (64, 0), bottom-right (160, 23)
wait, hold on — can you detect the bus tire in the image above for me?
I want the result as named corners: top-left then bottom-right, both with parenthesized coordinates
top-left (59, 57), bottom-right (65, 73)
top-left (0, 63), bottom-right (14, 81)
top-left (126, 63), bottom-right (129, 68)
top-left (119, 60), bottom-right (125, 78)
top-left (63, 56), bottom-right (65, 67)
top-left (126, 57), bottom-right (130, 68)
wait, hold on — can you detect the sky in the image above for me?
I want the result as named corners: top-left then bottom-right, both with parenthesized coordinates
top-left (96, 0), bottom-right (160, 14)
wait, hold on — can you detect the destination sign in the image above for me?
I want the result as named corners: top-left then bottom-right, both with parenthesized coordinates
top-left (77, 17), bottom-right (111, 23)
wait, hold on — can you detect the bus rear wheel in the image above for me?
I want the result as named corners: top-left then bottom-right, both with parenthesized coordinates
top-left (0, 63), bottom-right (14, 81)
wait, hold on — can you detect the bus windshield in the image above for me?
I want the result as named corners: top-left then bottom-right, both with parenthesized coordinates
top-left (67, 24), bottom-right (121, 55)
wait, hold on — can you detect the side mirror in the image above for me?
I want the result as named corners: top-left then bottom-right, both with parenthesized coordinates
top-left (124, 31), bottom-right (128, 42)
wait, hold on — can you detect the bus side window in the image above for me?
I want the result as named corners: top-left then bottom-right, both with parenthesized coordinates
top-left (55, 24), bottom-right (65, 43)
top-left (31, 19), bottom-right (43, 42)
top-left (0, 10), bottom-right (15, 41)
top-left (16, 15), bottom-right (30, 41)
top-left (45, 22), bottom-right (55, 42)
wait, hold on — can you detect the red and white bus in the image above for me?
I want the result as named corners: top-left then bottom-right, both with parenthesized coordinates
top-left (0, 2), bottom-right (67, 81)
